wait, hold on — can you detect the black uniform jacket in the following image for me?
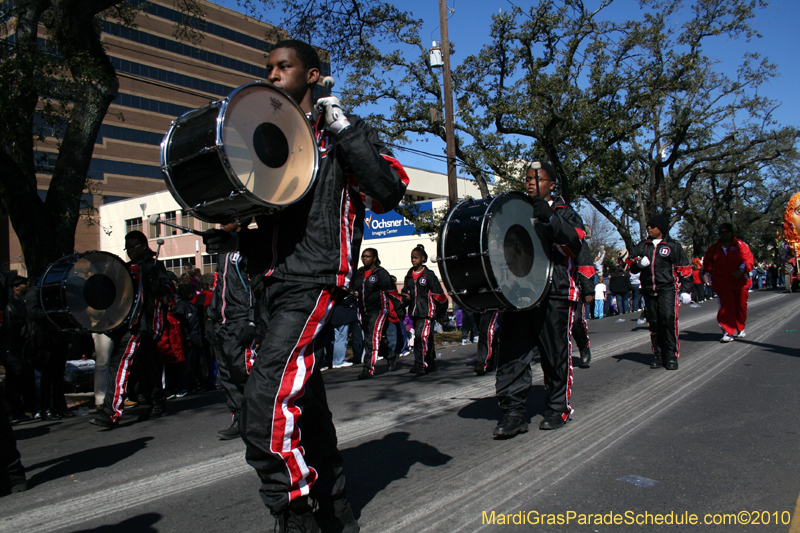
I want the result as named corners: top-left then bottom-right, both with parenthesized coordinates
top-left (576, 242), bottom-right (596, 299)
top-left (402, 265), bottom-right (448, 320)
top-left (236, 113), bottom-right (409, 290)
top-left (351, 264), bottom-right (394, 316)
top-left (541, 197), bottom-right (586, 302)
top-left (630, 236), bottom-right (692, 296)
top-left (208, 250), bottom-right (254, 324)
top-left (127, 251), bottom-right (173, 338)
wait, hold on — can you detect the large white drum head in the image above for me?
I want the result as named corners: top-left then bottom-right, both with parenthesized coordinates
top-left (222, 84), bottom-right (317, 207)
top-left (485, 194), bottom-right (550, 309)
top-left (64, 252), bottom-right (134, 332)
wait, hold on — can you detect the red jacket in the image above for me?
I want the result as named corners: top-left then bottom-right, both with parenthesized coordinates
top-left (702, 238), bottom-right (754, 291)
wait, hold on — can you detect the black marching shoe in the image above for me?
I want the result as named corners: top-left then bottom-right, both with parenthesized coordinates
top-left (357, 369), bottom-right (373, 380)
top-left (408, 365), bottom-right (425, 375)
top-left (217, 414), bottom-right (240, 440)
top-left (89, 415), bottom-right (119, 429)
top-left (314, 496), bottom-right (360, 533)
top-left (650, 356), bottom-right (663, 369)
top-left (386, 353), bottom-right (398, 372)
top-left (424, 362), bottom-right (438, 374)
top-left (474, 363), bottom-right (486, 376)
top-left (539, 409), bottom-right (569, 431)
top-left (663, 356), bottom-right (679, 370)
top-left (138, 405), bottom-right (166, 422)
top-left (273, 497), bottom-right (320, 533)
top-left (579, 347), bottom-right (592, 368)
top-left (493, 413), bottom-right (528, 439)
top-left (41, 410), bottom-right (62, 421)
top-left (57, 409), bottom-right (76, 418)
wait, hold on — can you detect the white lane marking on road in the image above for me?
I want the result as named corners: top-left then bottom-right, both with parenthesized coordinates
top-left (0, 293), bottom-right (790, 533)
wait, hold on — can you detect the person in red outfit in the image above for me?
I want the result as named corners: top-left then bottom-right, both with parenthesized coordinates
top-left (702, 223), bottom-right (755, 342)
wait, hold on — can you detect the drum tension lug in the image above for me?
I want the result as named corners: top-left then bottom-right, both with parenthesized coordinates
top-left (448, 290), bottom-right (468, 296)
top-left (478, 288), bottom-right (502, 294)
top-left (466, 252), bottom-right (489, 258)
top-left (437, 255), bottom-right (458, 261)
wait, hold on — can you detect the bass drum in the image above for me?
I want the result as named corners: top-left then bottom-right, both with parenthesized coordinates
top-left (160, 81), bottom-right (319, 223)
top-left (39, 251), bottom-right (135, 333)
top-left (437, 192), bottom-right (552, 312)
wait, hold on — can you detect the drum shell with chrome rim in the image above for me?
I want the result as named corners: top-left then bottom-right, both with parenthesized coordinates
top-left (160, 81), bottom-right (319, 223)
top-left (39, 251), bottom-right (135, 333)
top-left (437, 192), bottom-right (552, 312)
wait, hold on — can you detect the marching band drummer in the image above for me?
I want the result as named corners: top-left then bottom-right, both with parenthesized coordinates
top-left (89, 231), bottom-right (174, 428)
top-left (493, 162), bottom-right (586, 438)
top-left (201, 40), bottom-right (408, 533)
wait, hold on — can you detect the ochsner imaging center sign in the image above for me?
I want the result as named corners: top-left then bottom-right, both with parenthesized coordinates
top-left (364, 202), bottom-right (432, 240)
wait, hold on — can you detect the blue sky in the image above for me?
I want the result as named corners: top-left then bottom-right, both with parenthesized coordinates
top-left (216, 0), bottom-right (800, 174)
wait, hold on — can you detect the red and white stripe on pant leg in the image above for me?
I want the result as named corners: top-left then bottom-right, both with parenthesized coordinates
top-left (269, 288), bottom-right (335, 503)
top-left (110, 334), bottom-right (141, 421)
top-left (245, 339), bottom-right (258, 375)
top-left (368, 309), bottom-right (389, 374)
top-left (563, 304), bottom-right (575, 420)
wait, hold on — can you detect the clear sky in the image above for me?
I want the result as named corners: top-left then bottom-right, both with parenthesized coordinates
top-left (216, 0), bottom-right (800, 174)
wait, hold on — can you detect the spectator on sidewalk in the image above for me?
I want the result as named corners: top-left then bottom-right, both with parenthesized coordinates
top-left (593, 278), bottom-right (607, 319)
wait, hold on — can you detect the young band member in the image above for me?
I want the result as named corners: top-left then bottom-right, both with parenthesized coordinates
top-left (573, 241), bottom-right (596, 368)
top-left (207, 220), bottom-right (258, 440)
top-left (401, 244), bottom-right (448, 375)
top-left (89, 231), bottom-right (173, 427)
top-left (630, 215), bottom-right (693, 370)
top-left (351, 248), bottom-right (398, 379)
top-left (494, 162), bottom-right (586, 438)
top-left (202, 40), bottom-right (408, 532)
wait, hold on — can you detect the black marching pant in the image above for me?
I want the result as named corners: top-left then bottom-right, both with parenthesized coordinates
top-left (241, 281), bottom-right (345, 515)
top-left (475, 311), bottom-right (500, 371)
top-left (496, 298), bottom-right (576, 418)
top-left (643, 291), bottom-right (680, 359)
top-left (571, 303), bottom-right (590, 352)
top-left (102, 331), bottom-right (165, 421)
top-left (1, 353), bottom-right (36, 418)
top-left (412, 317), bottom-right (435, 369)
top-left (361, 308), bottom-right (389, 375)
top-left (214, 321), bottom-right (257, 416)
top-left (0, 400), bottom-right (25, 493)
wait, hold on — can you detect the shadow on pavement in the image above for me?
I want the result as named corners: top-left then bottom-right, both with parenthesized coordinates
top-left (71, 512), bottom-right (161, 532)
top-left (12, 422), bottom-right (59, 440)
top-left (342, 431), bottom-right (452, 514)
top-left (611, 351), bottom-right (655, 366)
top-left (25, 436), bottom-right (154, 486)
top-left (456, 385), bottom-right (547, 422)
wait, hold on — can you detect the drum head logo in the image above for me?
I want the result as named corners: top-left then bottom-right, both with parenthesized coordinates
top-left (270, 97), bottom-right (283, 111)
top-left (659, 247), bottom-right (671, 257)
top-left (369, 275), bottom-right (377, 283)
top-left (420, 277), bottom-right (428, 286)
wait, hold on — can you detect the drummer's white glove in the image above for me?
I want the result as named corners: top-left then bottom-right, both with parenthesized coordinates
top-left (316, 96), bottom-right (351, 134)
top-left (679, 293), bottom-right (691, 305)
top-left (638, 256), bottom-right (650, 268)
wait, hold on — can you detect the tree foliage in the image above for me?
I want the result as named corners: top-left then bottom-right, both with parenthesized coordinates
top-left (329, 0), bottom-right (799, 254)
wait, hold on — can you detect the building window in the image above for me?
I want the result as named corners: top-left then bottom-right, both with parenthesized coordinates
top-left (163, 257), bottom-right (195, 278)
top-left (181, 211), bottom-right (196, 235)
top-left (125, 217), bottom-right (143, 235)
top-left (149, 216), bottom-right (161, 239)
top-left (163, 211), bottom-right (178, 236)
top-left (199, 220), bottom-right (216, 231)
top-left (202, 254), bottom-right (217, 274)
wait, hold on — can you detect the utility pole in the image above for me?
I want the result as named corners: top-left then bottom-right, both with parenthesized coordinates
top-left (438, 0), bottom-right (458, 206)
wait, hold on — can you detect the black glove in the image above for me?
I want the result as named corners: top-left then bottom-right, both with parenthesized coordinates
top-left (239, 322), bottom-right (257, 346)
top-left (531, 195), bottom-right (554, 222)
top-left (200, 229), bottom-right (233, 254)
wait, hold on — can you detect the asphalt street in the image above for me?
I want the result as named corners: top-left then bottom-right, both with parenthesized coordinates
top-left (1, 289), bottom-right (799, 533)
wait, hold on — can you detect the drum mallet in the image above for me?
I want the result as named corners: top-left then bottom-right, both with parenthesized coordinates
top-left (530, 161), bottom-right (542, 198)
top-left (148, 214), bottom-right (204, 236)
top-left (154, 238), bottom-right (165, 262)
